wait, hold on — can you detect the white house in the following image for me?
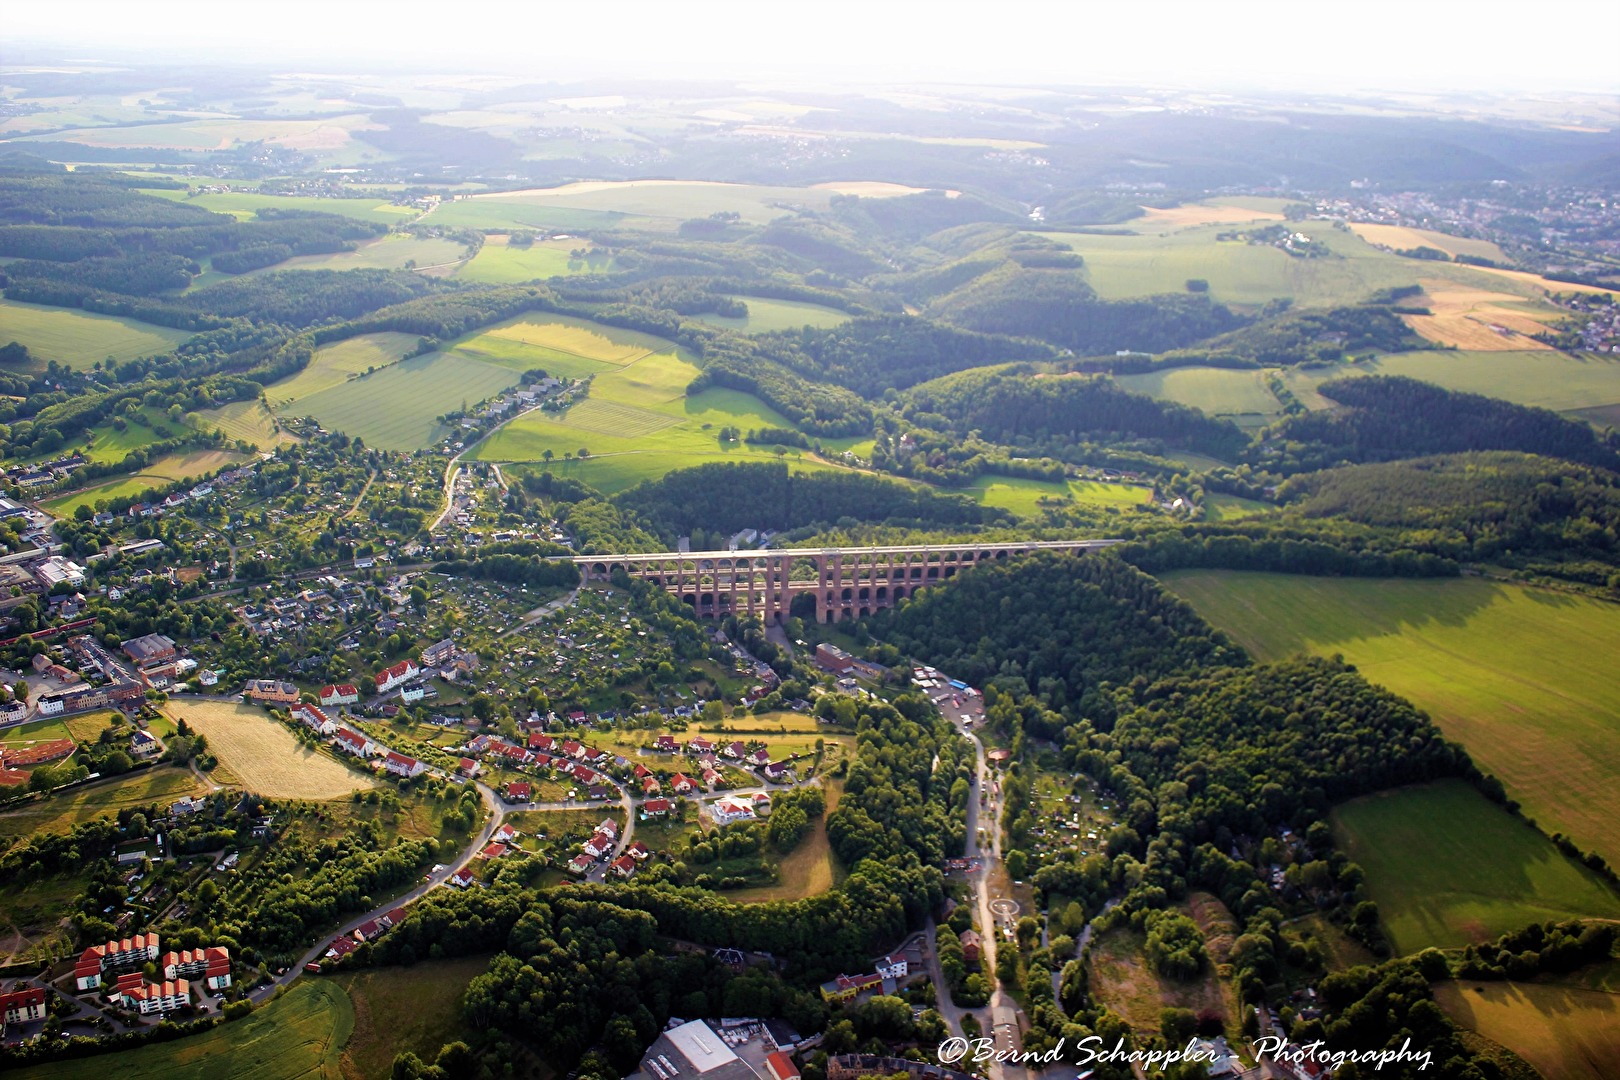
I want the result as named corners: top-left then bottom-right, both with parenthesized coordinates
top-left (875, 953), bottom-right (909, 980)
top-left (384, 751), bottom-right (427, 778)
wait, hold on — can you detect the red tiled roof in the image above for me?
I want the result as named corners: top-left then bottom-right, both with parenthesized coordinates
top-left (643, 798), bottom-right (672, 813)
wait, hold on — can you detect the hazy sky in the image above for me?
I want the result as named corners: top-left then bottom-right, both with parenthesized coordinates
top-left (7, 0), bottom-right (1619, 94)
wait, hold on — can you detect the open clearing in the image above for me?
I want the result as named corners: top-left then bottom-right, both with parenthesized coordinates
top-left (729, 779), bottom-right (845, 903)
top-left (965, 474), bottom-right (1153, 517)
top-left (10, 979), bottom-right (352, 1080)
top-left (165, 700), bottom-right (377, 800)
top-left (332, 955), bottom-right (491, 1080)
top-left (450, 233), bottom-right (609, 282)
top-left (1436, 978), bottom-right (1620, 1080)
top-left (0, 767), bottom-right (208, 841)
top-left (692, 296), bottom-right (853, 334)
top-left (1086, 924), bottom-right (1233, 1036)
top-left (145, 186), bottom-right (413, 224)
top-left (199, 234), bottom-right (465, 284)
top-left (1162, 572), bottom-right (1620, 868)
top-left (268, 332), bottom-right (421, 407)
top-left (288, 350), bottom-right (520, 452)
top-left (1332, 780), bottom-right (1620, 954)
top-left (1113, 366), bottom-right (1281, 419)
top-left (0, 299), bottom-right (192, 369)
top-left (475, 314), bottom-right (669, 366)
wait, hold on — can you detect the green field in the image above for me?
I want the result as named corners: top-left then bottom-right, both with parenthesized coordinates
top-left (451, 234), bottom-right (610, 282)
top-left (1114, 366), bottom-right (1282, 420)
top-left (1297, 350), bottom-right (1620, 416)
top-left (1032, 221), bottom-right (1427, 308)
top-left (189, 398), bottom-right (293, 449)
top-left (288, 350), bottom-right (521, 451)
top-left (9, 980), bottom-right (352, 1080)
top-left (469, 314), bottom-right (863, 492)
top-left (190, 234), bottom-right (464, 288)
top-left (267, 332), bottom-right (422, 407)
top-left (1333, 780), bottom-right (1620, 953)
top-left (692, 296), bottom-right (853, 334)
top-left (426, 180), bottom-right (843, 232)
top-left (1161, 571), bottom-right (1620, 866)
top-left (0, 767), bottom-right (209, 841)
top-left (331, 955), bottom-right (491, 1077)
top-left (0, 299), bottom-right (192, 370)
top-left (964, 474), bottom-right (1153, 517)
top-left (147, 187), bottom-right (418, 224)
top-left (1436, 978), bottom-right (1620, 1080)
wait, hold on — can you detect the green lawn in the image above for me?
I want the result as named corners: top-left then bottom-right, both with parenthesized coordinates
top-left (9, 980), bottom-right (352, 1080)
top-left (287, 350), bottom-right (521, 451)
top-left (331, 955), bottom-right (490, 1078)
top-left (41, 449), bottom-right (250, 516)
top-left (0, 299), bottom-right (192, 370)
top-left (1161, 572), bottom-right (1620, 868)
top-left (692, 296), bottom-right (853, 334)
top-left (1333, 780), bottom-right (1620, 953)
top-left (266, 332), bottom-right (422, 407)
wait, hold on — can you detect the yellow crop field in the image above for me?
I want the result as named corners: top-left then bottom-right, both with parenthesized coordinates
top-left (479, 315), bottom-right (661, 365)
top-left (165, 700), bottom-right (377, 800)
top-left (1131, 200), bottom-right (1286, 230)
top-left (1436, 979), bottom-right (1620, 1080)
top-left (1349, 223), bottom-right (1510, 263)
top-left (1404, 279), bottom-right (1557, 350)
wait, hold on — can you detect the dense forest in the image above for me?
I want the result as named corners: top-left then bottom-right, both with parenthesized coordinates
top-left (1256, 374), bottom-right (1620, 473)
top-left (902, 367), bottom-right (1250, 459)
top-left (615, 461), bottom-right (1012, 542)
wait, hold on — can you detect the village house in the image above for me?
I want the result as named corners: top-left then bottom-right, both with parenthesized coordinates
top-left (334, 726), bottom-right (380, 759)
top-left (959, 929), bottom-right (982, 965)
top-left (672, 772), bottom-right (696, 795)
top-left (163, 947), bottom-right (231, 991)
top-left (597, 818), bottom-right (619, 839)
top-left (458, 757), bottom-right (480, 778)
top-left (610, 854), bottom-right (637, 879)
top-left (375, 659), bottom-right (420, 694)
top-left (722, 741), bottom-right (747, 760)
top-left (654, 734), bottom-right (679, 753)
top-left (642, 797), bottom-right (673, 818)
top-left (244, 679), bottom-right (299, 705)
top-left (291, 703), bottom-right (337, 735)
top-left (384, 751), bottom-right (427, 779)
top-left (566, 854), bottom-right (594, 876)
top-left (874, 953), bottom-right (909, 980)
top-left (319, 684), bottom-right (360, 707)
top-left (641, 775), bottom-right (662, 795)
top-left (688, 736), bottom-right (715, 755)
top-left (626, 841), bottom-right (650, 861)
top-left (711, 796), bottom-right (755, 824)
top-left (449, 868), bottom-right (476, 889)
top-left (505, 781), bottom-right (532, 803)
top-left (762, 761), bottom-right (792, 782)
top-left (583, 830), bottom-right (615, 858)
top-left (527, 733), bottom-right (556, 753)
top-left (746, 748), bottom-right (771, 767)
top-left (1, 986), bottom-right (47, 1026)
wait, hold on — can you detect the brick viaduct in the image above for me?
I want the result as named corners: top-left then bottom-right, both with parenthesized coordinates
top-left (572, 539), bottom-right (1121, 623)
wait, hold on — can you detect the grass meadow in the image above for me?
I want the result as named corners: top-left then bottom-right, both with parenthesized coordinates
top-left (189, 398), bottom-right (294, 449)
top-left (0, 299), bottom-right (192, 370)
top-left (0, 767), bottom-right (209, 841)
top-left (285, 350), bottom-right (521, 452)
top-left (331, 955), bottom-right (493, 1078)
top-left (1294, 350), bottom-right (1620, 416)
top-left (165, 700), bottom-right (377, 800)
top-left (267, 332), bottom-right (421, 407)
top-left (1113, 366), bottom-right (1282, 420)
top-left (146, 186), bottom-right (417, 224)
top-left (1162, 571), bottom-right (1620, 868)
top-left (427, 179), bottom-right (845, 231)
top-left (963, 474), bottom-right (1153, 517)
top-left (9, 980), bottom-right (352, 1080)
top-left (1435, 978), bottom-right (1620, 1080)
top-left (451, 234), bottom-right (610, 282)
top-left (691, 296), bottom-right (853, 334)
top-left (1332, 780), bottom-right (1620, 953)
top-left (41, 449), bottom-right (252, 516)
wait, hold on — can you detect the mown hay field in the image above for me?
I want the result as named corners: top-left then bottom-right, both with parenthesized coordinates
top-left (165, 700), bottom-right (377, 800)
